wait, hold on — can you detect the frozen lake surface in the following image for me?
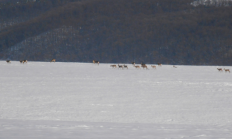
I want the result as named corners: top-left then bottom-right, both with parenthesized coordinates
top-left (0, 61), bottom-right (232, 138)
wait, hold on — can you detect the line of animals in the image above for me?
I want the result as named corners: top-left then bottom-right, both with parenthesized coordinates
top-left (94, 60), bottom-right (231, 72)
top-left (217, 68), bottom-right (230, 73)
top-left (93, 60), bottom-right (177, 69)
top-left (6, 59), bottom-right (55, 64)
top-left (6, 60), bottom-right (28, 63)
top-left (109, 63), bottom-right (164, 69)
top-left (5, 59), bottom-right (230, 73)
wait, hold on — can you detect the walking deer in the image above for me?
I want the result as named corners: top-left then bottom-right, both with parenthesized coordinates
top-left (93, 60), bottom-right (99, 65)
top-left (19, 60), bottom-right (27, 64)
top-left (217, 68), bottom-right (223, 72)
top-left (141, 65), bottom-right (148, 69)
top-left (158, 63), bottom-right (162, 66)
top-left (224, 68), bottom-right (230, 73)
top-left (51, 59), bottom-right (56, 62)
top-left (141, 63), bottom-right (146, 66)
top-left (110, 65), bottom-right (117, 68)
top-left (151, 65), bottom-right (156, 69)
top-left (134, 65), bottom-right (140, 69)
top-left (118, 64), bottom-right (123, 69)
top-left (123, 65), bottom-right (128, 69)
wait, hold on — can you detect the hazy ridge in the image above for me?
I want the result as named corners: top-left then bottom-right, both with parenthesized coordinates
top-left (0, 0), bottom-right (232, 65)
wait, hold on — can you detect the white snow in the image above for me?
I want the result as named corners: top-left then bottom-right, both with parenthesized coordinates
top-left (0, 61), bottom-right (232, 138)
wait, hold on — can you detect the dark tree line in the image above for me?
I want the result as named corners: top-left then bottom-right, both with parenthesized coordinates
top-left (0, 0), bottom-right (232, 65)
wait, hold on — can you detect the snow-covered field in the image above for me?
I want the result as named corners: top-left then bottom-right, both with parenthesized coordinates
top-left (0, 61), bottom-right (232, 138)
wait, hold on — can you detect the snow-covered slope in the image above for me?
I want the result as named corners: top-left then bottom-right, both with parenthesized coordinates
top-left (0, 61), bottom-right (232, 138)
top-left (191, 0), bottom-right (232, 6)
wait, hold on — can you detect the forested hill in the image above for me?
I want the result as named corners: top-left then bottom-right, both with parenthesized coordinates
top-left (0, 0), bottom-right (232, 65)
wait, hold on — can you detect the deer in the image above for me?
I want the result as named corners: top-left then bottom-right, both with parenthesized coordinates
top-left (93, 60), bottom-right (99, 65)
top-left (158, 63), bottom-right (162, 66)
top-left (22, 60), bottom-right (27, 63)
top-left (141, 63), bottom-right (146, 66)
top-left (134, 65), bottom-right (140, 69)
top-left (118, 64), bottom-right (123, 69)
top-left (224, 68), bottom-right (230, 73)
top-left (110, 65), bottom-right (117, 68)
top-left (6, 60), bottom-right (11, 63)
top-left (173, 65), bottom-right (177, 68)
top-left (141, 65), bottom-right (148, 69)
top-left (217, 68), bottom-right (223, 72)
top-left (20, 60), bottom-right (23, 63)
top-left (151, 65), bottom-right (156, 69)
top-left (51, 59), bottom-right (56, 62)
top-left (123, 65), bottom-right (128, 69)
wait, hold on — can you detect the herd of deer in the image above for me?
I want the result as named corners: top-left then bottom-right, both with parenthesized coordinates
top-left (6, 59), bottom-right (55, 64)
top-left (217, 68), bottom-right (230, 73)
top-left (94, 60), bottom-right (231, 73)
top-left (93, 60), bottom-right (164, 69)
top-left (5, 59), bottom-right (231, 73)
top-left (6, 60), bottom-right (28, 64)
top-left (109, 62), bottom-right (163, 70)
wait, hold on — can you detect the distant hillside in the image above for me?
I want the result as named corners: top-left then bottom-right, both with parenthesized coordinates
top-left (192, 0), bottom-right (232, 6)
top-left (0, 0), bottom-right (232, 65)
